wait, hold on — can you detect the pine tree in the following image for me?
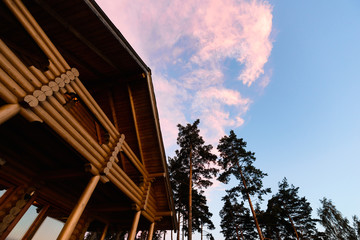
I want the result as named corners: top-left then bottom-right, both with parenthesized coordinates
top-left (317, 198), bottom-right (357, 240)
top-left (219, 193), bottom-right (257, 240)
top-left (169, 155), bottom-right (188, 239)
top-left (169, 119), bottom-right (218, 240)
top-left (353, 216), bottom-right (360, 238)
top-left (181, 188), bottom-right (215, 238)
top-left (217, 130), bottom-right (270, 240)
top-left (263, 178), bottom-right (317, 239)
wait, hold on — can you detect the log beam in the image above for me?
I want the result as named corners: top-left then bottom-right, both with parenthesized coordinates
top-left (0, 104), bottom-right (20, 125)
top-left (127, 84), bottom-right (144, 165)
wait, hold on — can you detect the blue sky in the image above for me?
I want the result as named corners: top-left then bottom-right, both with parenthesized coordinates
top-left (97, 0), bottom-right (360, 239)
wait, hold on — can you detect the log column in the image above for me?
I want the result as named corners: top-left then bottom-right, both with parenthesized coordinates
top-left (57, 175), bottom-right (100, 240)
top-left (68, 215), bottom-right (92, 240)
top-left (128, 210), bottom-right (141, 240)
top-left (147, 222), bottom-right (155, 240)
top-left (100, 223), bottom-right (109, 240)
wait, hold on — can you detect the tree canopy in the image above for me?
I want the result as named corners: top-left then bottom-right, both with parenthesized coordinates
top-left (220, 193), bottom-right (257, 240)
top-left (263, 178), bottom-right (317, 239)
top-left (318, 198), bottom-right (358, 240)
top-left (167, 122), bottom-right (360, 240)
top-left (217, 130), bottom-right (270, 240)
top-left (217, 130), bottom-right (270, 201)
top-left (169, 119), bottom-right (218, 240)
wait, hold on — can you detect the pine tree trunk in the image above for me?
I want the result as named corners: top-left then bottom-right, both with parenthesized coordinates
top-left (240, 229), bottom-right (244, 240)
top-left (276, 231), bottom-right (281, 240)
top-left (182, 214), bottom-right (185, 240)
top-left (236, 162), bottom-right (264, 240)
top-left (236, 225), bottom-right (244, 240)
top-left (177, 213), bottom-right (181, 240)
top-left (188, 145), bottom-right (193, 240)
top-left (288, 214), bottom-right (299, 240)
top-left (236, 225), bottom-right (240, 240)
top-left (201, 222), bottom-right (203, 240)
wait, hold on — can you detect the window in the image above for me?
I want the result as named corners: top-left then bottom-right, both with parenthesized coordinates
top-left (32, 216), bottom-right (65, 240)
top-left (6, 205), bottom-right (39, 240)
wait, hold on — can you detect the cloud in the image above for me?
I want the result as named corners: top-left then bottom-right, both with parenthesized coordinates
top-left (152, 73), bottom-right (188, 150)
top-left (192, 87), bottom-right (250, 143)
top-left (258, 68), bottom-right (272, 89)
top-left (190, 0), bottom-right (273, 86)
top-left (182, 67), bottom-right (224, 89)
top-left (96, 0), bottom-right (273, 149)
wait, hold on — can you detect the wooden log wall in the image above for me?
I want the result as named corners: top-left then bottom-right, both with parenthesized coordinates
top-left (0, 186), bottom-right (36, 239)
top-left (0, 0), bottom-right (172, 231)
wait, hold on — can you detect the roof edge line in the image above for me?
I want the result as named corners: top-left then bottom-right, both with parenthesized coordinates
top-left (85, 0), bottom-right (150, 74)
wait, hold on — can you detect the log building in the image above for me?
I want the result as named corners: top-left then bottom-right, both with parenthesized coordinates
top-left (0, 0), bottom-right (176, 239)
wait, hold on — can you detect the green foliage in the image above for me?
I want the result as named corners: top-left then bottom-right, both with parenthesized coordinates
top-left (317, 198), bottom-right (358, 240)
top-left (169, 119), bottom-right (218, 237)
top-left (353, 216), bottom-right (360, 238)
top-left (217, 130), bottom-right (270, 239)
top-left (217, 130), bottom-right (270, 201)
top-left (263, 178), bottom-right (317, 239)
top-left (181, 188), bottom-right (215, 235)
top-left (175, 119), bottom-right (218, 189)
top-left (219, 194), bottom-right (257, 240)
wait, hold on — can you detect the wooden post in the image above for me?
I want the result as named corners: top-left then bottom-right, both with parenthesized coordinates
top-left (0, 104), bottom-right (20, 125)
top-left (57, 175), bottom-right (100, 240)
top-left (147, 222), bottom-right (155, 240)
top-left (128, 211), bottom-right (141, 240)
top-left (100, 223), bottom-right (109, 240)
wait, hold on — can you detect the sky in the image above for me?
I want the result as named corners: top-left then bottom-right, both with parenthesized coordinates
top-left (96, 0), bottom-right (360, 239)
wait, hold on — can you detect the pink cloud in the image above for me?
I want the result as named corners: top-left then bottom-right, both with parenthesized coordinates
top-left (181, 68), bottom-right (224, 89)
top-left (96, 0), bottom-right (273, 149)
top-left (190, 0), bottom-right (273, 87)
top-left (192, 87), bottom-right (250, 143)
top-left (258, 68), bottom-right (272, 89)
top-left (152, 73), bottom-right (188, 150)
